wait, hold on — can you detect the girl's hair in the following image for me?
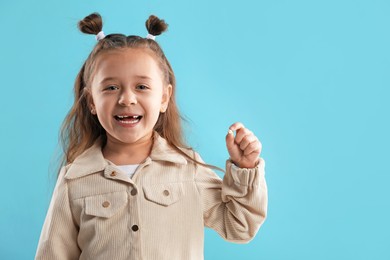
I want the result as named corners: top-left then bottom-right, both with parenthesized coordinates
top-left (60, 13), bottom-right (222, 173)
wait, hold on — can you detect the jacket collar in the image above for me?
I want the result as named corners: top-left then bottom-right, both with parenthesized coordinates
top-left (65, 132), bottom-right (188, 180)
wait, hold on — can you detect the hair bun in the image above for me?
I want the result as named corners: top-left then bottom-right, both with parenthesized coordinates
top-left (78, 13), bottom-right (103, 35)
top-left (145, 15), bottom-right (168, 36)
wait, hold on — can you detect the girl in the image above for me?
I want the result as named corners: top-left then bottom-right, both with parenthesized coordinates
top-left (36, 13), bottom-right (267, 260)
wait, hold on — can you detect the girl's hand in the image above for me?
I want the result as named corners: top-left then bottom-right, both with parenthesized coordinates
top-left (226, 122), bottom-right (262, 168)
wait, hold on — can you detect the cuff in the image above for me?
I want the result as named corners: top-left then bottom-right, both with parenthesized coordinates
top-left (225, 158), bottom-right (265, 187)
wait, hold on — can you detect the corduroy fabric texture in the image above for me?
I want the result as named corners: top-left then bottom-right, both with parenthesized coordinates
top-left (35, 132), bottom-right (267, 260)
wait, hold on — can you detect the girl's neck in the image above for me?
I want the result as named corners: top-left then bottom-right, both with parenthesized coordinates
top-left (102, 134), bottom-right (154, 165)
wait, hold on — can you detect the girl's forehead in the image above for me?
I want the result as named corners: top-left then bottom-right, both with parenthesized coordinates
top-left (96, 48), bottom-right (156, 66)
top-left (93, 48), bottom-right (163, 78)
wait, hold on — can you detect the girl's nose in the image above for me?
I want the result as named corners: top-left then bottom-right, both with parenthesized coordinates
top-left (118, 90), bottom-right (137, 106)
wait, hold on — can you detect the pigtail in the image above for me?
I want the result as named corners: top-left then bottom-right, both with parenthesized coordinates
top-left (145, 15), bottom-right (168, 36)
top-left (78, 13), bottom-right (103, 35)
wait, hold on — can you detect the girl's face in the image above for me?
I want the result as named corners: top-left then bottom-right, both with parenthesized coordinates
top-left (90, 48), bottom-right (172, 147)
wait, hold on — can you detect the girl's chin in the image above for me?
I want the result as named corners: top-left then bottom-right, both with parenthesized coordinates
top-left (106, 132), bottom-right (154, 145)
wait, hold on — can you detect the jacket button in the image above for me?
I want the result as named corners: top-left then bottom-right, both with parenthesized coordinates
top-left (110, 171), bottom-right (117, 177)
top-left (163, 190), bottom-right (170, 196)
top-left (131, 225), bottom-right (139, 232)
top-left (131, 189), bottom-right (138, 196)
top-left (102, 201), bottom-right (110, 208)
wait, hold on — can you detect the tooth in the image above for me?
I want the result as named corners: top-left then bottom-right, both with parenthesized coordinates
top-left (116, 115), bottom-right (141, 119)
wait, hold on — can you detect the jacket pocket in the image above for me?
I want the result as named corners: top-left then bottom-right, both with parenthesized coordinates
top-left (85, 191), bottom-right (128, 218)
top-left (143, 183), bottom-right (184, 207)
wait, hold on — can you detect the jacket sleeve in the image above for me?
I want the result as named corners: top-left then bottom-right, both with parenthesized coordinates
top-left (194, 153), bottom-right (268, 243)
top-left (35, 166), bottom-right (81, 259)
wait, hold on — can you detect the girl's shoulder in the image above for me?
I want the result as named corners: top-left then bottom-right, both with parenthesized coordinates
top-left (61, 141), bottom-right (107, 180)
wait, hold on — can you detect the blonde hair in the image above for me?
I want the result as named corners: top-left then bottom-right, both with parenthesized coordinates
top-left (60, 13), bottom-right (222, 173)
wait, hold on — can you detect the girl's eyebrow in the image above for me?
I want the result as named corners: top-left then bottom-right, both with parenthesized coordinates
top-left (99, 75), bottom-right (152, 84)
top-left (99, 77), bottom-right (118, 84)
top-left (134, 75), bottom-right (153, 80)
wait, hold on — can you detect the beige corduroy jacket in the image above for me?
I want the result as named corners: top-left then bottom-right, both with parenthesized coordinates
top-left (35, 133), bottom-right (267, 260)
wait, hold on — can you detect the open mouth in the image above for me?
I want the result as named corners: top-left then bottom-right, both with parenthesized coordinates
top-left (114, 115), bottom-right (143, 124)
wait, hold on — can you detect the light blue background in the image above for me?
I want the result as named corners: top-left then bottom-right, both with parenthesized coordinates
top-left (1, 0), bottom-right (389, 259)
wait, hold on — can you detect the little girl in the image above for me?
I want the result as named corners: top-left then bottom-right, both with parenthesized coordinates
top-left (35, 13), bottom-right (267, 260)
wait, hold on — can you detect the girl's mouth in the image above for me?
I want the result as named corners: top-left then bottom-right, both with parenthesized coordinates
top-left (114, 115), bottom-right (143, 124)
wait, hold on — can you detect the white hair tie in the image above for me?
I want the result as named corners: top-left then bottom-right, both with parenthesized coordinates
top-left (96, 31), bottom-right (106, 41)
top-left (146, 33), bottom-right (156, 40)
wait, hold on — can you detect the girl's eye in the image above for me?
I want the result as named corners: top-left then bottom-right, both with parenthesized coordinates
top-left (136, 84), bottom-right (148, 90)
top-left (105, 85), bottom-right (118, 91)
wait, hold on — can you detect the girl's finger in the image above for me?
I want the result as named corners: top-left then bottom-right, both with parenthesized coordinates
top-left (228, 122), bottom-right (245, 132)
top-left (243, 141), bottom-right (262, 156)
top-left (234, 127), bottom-right (252, 144)
top-left (239, 134), bottom-right (257, 151)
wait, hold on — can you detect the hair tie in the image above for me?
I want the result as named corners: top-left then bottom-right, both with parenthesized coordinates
top-left (146, 33), bottom-right (156, 40)
top-left (96, 31), bottom-right (106, 41)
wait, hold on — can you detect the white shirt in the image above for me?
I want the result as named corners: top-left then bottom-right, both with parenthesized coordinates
top-left (115, 164), bottom-right (139, 179)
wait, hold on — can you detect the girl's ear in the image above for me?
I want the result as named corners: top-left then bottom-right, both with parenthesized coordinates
top-left (90, 104), bottom-right (96, 115)
top-left (89, 99), bottom-right (96, 114)
top-left (86, 90), bottom-right (97, 115)
top-left (160, 84), bottom-right (172, 113)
